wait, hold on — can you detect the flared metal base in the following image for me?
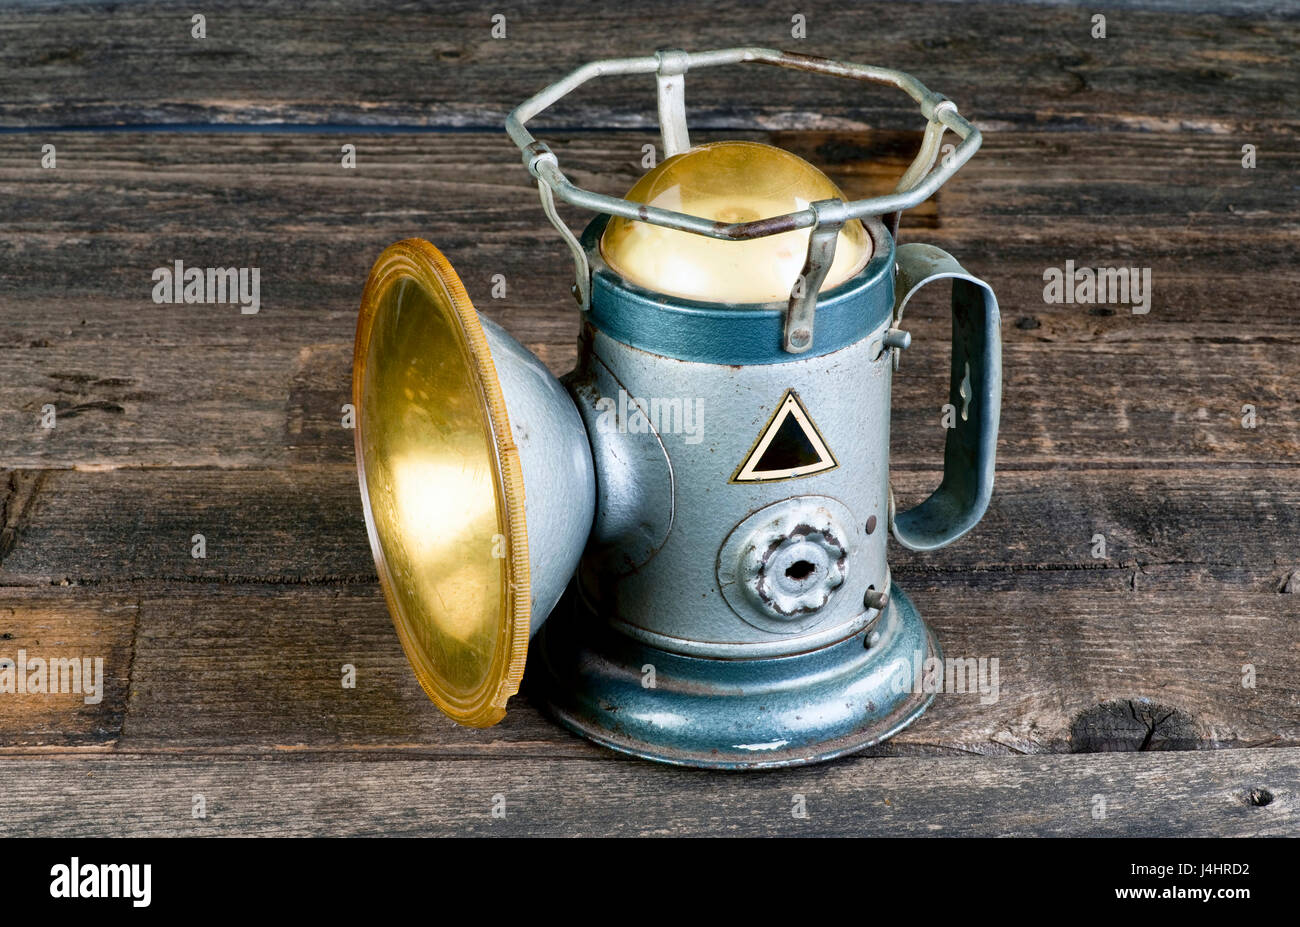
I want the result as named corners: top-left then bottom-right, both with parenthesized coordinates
top-left (527, 584), bottom-right (941, 769)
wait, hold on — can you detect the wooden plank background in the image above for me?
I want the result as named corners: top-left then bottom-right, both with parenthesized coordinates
top-left (0, 0), bottom-right (1297, 836)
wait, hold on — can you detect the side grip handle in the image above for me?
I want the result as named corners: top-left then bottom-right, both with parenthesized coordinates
top-left (889, 243), bottom-right (1002, 552)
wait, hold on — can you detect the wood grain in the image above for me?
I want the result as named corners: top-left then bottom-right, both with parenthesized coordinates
top-left (110, 580), bottom-right (1300, 755)
top-left (0, 748), bottom-right (1292, 836)
top-left (0, 0), bottom-right (1297, 836)
top-left (2, 0), bottom-right (1297, 132)
top-left (1, 131), bottom-right (1296, 469)
top-left (3, 562), bottom-right (1296, 757)
top-left (0, 590), bottom-right (135, 746)
top-left (2, 466), bottom-right (1299, 590)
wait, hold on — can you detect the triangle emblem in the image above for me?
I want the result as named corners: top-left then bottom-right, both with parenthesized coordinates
top-left (731, 390), bottom-right (839, 483)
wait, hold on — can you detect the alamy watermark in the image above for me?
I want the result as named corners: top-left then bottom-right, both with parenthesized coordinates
top-left (0, 651), bottom-right (104, 704)
top-left (594, 389), bottom-right (704, 445)
top-left (50, 858), bottom-right (150, 907)
top-left (1043, 260), bottom-right (1151, 314)
top-left (152, 260), bottom-right (260, 314)
top-left (891, 650), bottom-right (1000, 705)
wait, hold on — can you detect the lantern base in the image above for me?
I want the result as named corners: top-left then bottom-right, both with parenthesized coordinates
top-left (527, 584), bottom-right (940, 769)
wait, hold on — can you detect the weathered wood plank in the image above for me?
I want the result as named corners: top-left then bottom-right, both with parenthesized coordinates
top-left (112, 580), bottom-right (1300, 755)
top-left (0, 748), bottom-right (1293, 836)
top-left (5, 464), bottom-right (1295, 753)
top-left (1, 1), bottom-right (1297, 132)
top-left (4, 336), bottom-right (1294, 470)
top-left (2, 549), bottom-right (1292, 757)
top-left (0, 590), bottom-right (134, 745)
top-left (116, 585), bottom-right (588, 755)
top-left (2, 129), bottom-right (1294, 468)
top-left (2, 466), bottom-right (1298, 590)
top-left (3, 130), bottom-right (1294, 316)
top-left (3, 128), bottom-right (1292, 331)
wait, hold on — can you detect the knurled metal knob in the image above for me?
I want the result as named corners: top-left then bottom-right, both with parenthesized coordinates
top-left (738, 511), bottom-right (848, 620)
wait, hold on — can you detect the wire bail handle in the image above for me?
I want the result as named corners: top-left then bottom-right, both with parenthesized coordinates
top-left (507, 47), bottom-right (981, 353)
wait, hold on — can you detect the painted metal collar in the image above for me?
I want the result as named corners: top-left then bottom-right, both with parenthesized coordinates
top-left (581, 215), bottom-right (896, 365)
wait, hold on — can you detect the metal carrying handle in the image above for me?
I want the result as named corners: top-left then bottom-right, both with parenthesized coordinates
top-left (506, 47), bottom-right (982, 353)
top-left (888, 243), bottom-right (1002, 552)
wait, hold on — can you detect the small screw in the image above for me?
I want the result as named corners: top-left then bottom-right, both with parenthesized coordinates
top-left (864, 586), bottom-right (889, 611)
top-left (865, 630), bottom-right (882, 649)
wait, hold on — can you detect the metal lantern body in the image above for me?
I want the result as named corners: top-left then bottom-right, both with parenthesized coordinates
top-left (353, 48), bottom-right (1001, 768)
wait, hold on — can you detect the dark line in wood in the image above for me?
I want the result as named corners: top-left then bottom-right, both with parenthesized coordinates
top-left (119, 597), bottom-right (142, 749)
top-left (0, 471), bottom-right (47, 568)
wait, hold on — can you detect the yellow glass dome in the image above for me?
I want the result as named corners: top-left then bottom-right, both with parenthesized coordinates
top-left (600, 141), bottom-right (872, 304)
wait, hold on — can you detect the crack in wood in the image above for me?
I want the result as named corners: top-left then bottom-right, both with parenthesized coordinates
top-left (0, 471), bottom-right (48, 569)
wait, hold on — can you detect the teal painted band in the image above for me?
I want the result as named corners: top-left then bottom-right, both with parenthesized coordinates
top-left (581, 216), bottom-right (896, 365)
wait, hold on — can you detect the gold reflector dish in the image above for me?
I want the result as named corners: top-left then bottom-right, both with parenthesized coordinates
top-left (600, 140), bottom-right (873, 303)
top-left (353, 239), bottom-right (530, 727)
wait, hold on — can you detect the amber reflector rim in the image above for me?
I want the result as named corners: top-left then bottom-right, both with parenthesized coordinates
top-left (352, 238), bottom-right (531, 727)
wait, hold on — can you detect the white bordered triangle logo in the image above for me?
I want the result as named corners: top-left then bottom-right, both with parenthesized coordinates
top-left (730, 389), bottom-right (839, 483)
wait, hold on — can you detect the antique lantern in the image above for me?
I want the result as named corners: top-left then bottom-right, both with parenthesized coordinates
top-left (352, 48), bottom-right (1001, 768)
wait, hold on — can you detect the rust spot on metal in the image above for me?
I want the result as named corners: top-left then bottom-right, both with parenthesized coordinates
top-left (715, 213), bottom-right (805, 240)
top-left (773, 50), bottom-right (837, 71)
